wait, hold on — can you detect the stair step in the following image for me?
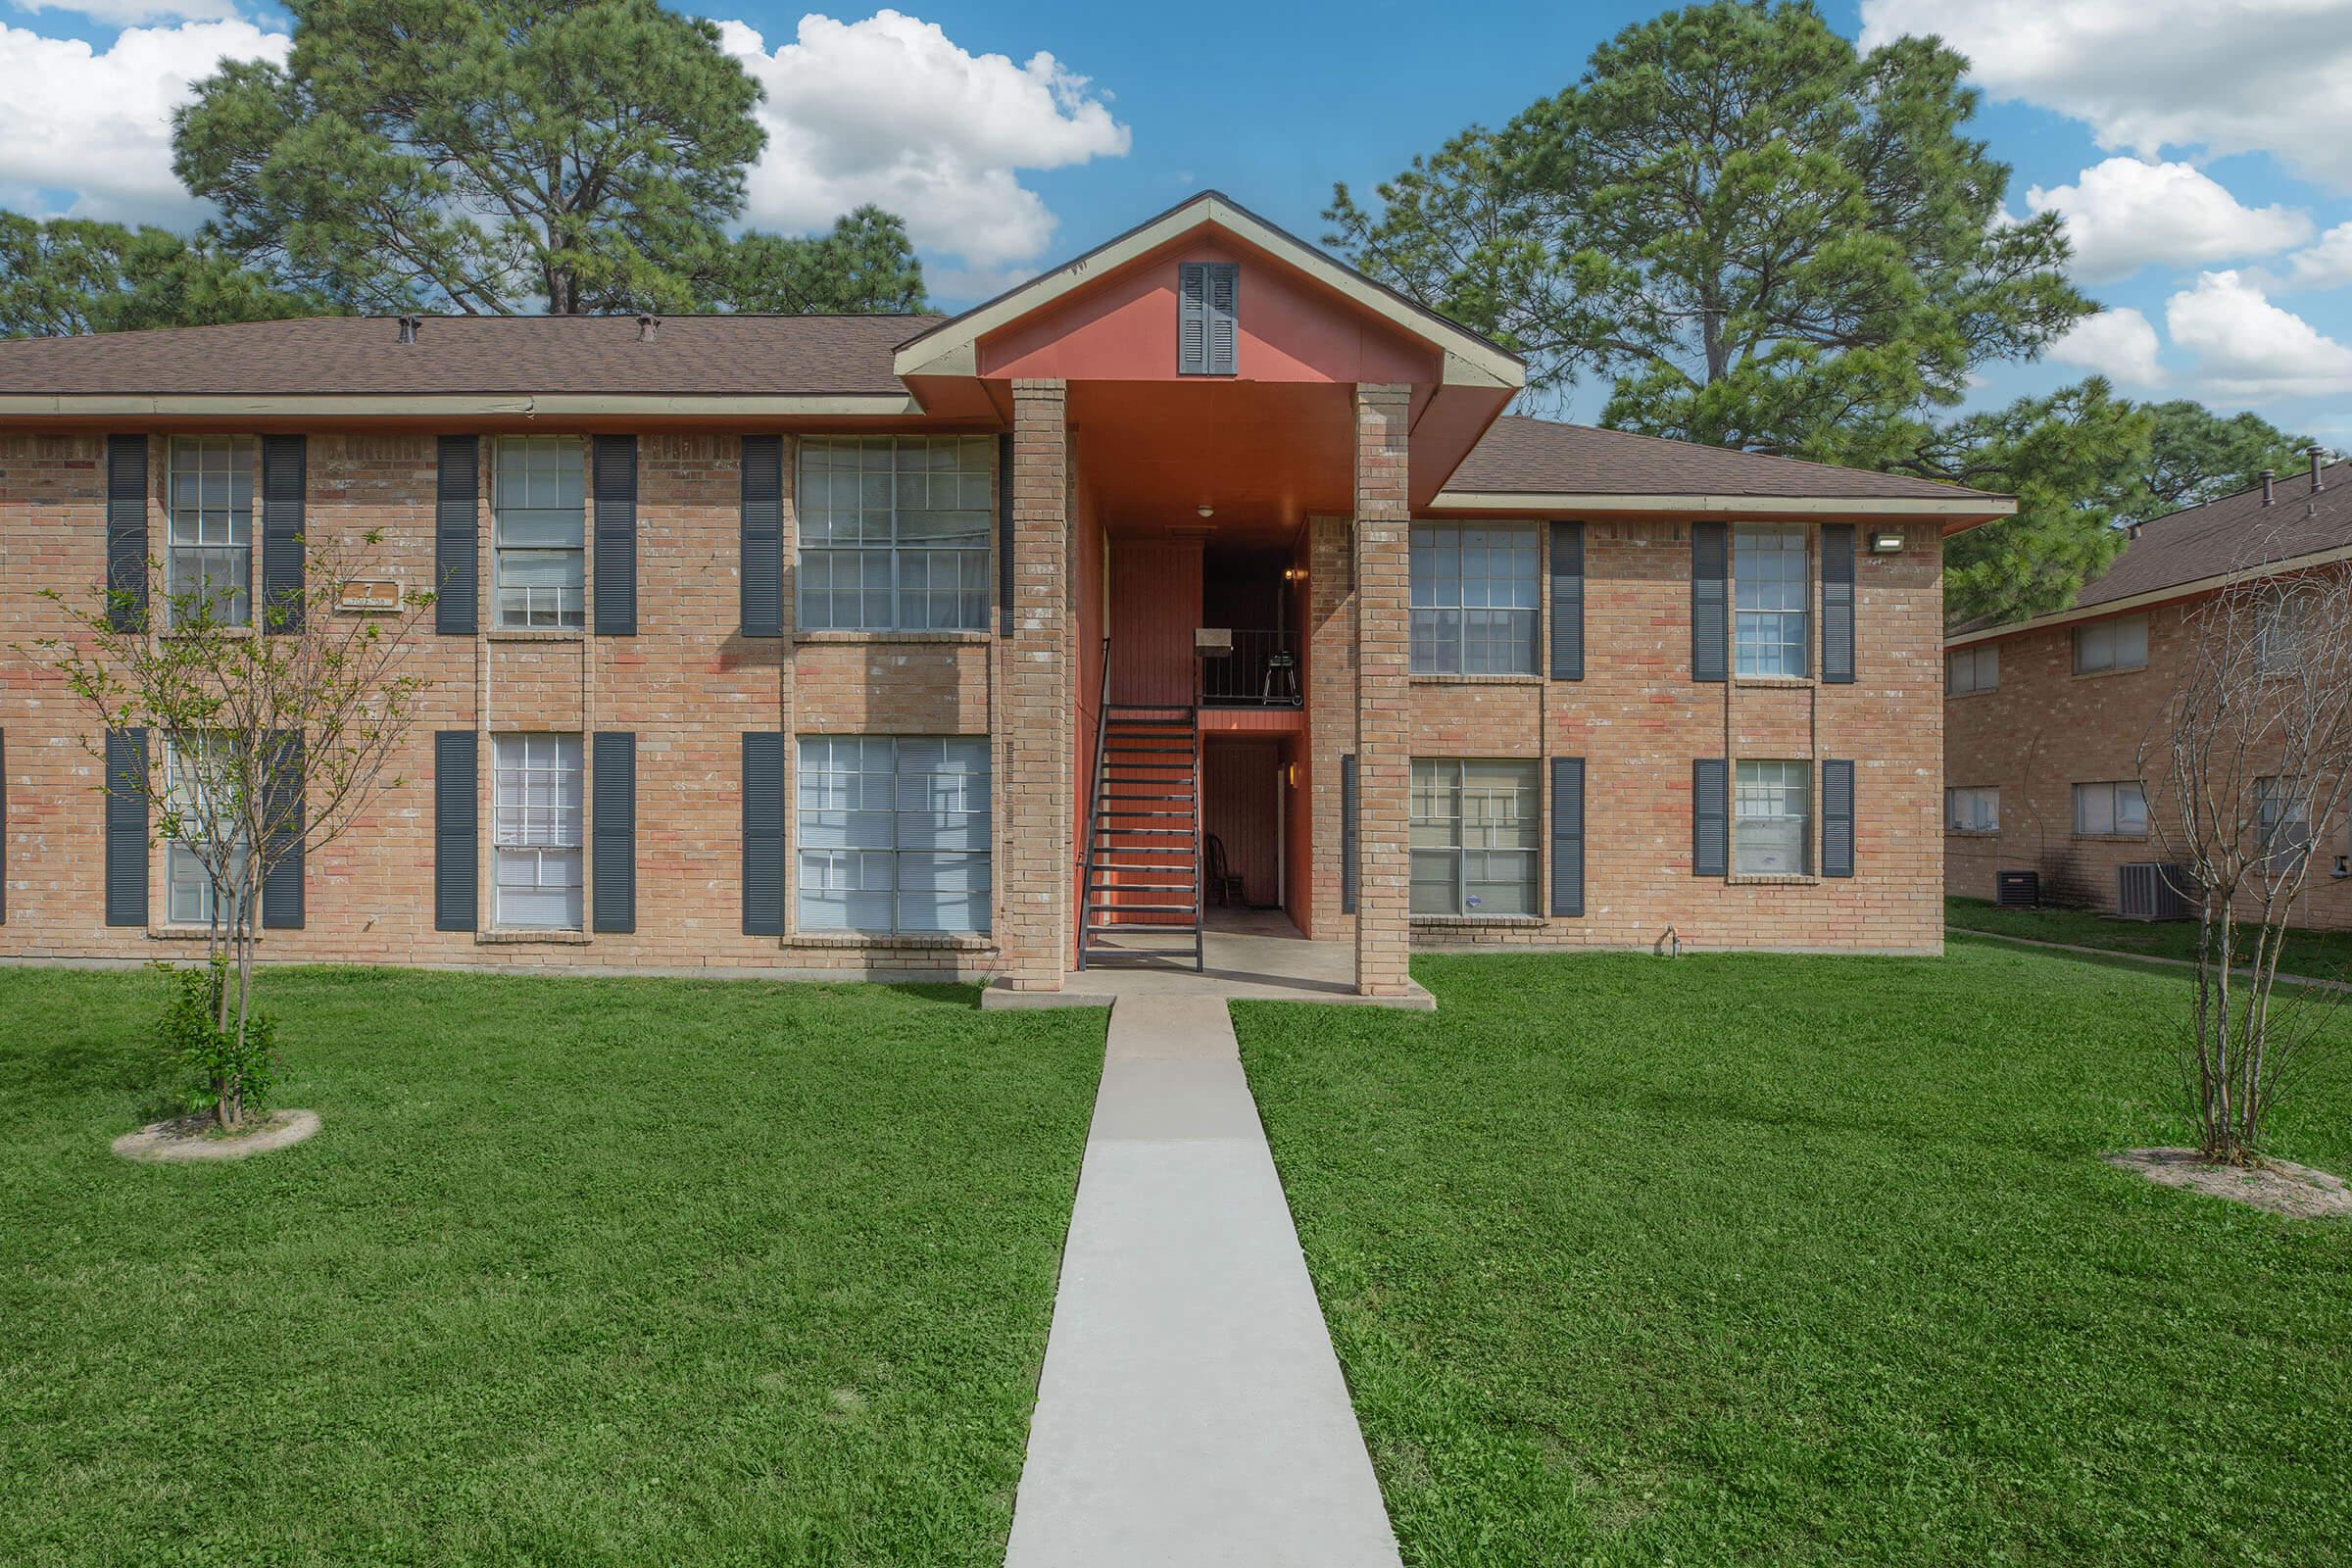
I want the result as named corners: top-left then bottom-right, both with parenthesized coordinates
top-left (1096, 827), bottom-right (1195, 837)
top-left (1087, 881), bottom-right (1195, 892)
top-left (1106, 746), bottom-right (1194, 755)
top-left (1087, 906), bottom-right (1199, 916)
top-left (1097, 793), bottom-right (1194, 802)
top-left (1100, 808), bottom-right (1192, 818)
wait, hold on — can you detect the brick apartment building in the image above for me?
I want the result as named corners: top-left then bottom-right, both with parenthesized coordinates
top-left (0, 193), bottom-right (2010, 1001)
top-left (1945, 449), bottom-right (2352, 926)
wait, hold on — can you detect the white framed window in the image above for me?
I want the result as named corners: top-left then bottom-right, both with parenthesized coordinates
top-left (494, 436), bottom-right (586, 629)
top-left (1735, 525), bottom-right (1810, 677)
top-left (2072, 614), bottom-right (2148, 675)
top-left (2255, 589), bottom-right (2312, 676)
top-left (1408, 758), bottom-right (1540, 914)
top-left (2255, 775), bottom-right (2314, 870)
top-left (797, 736), bottom-right (991, 933)
top-left (797, 436), bottom-right (993, 631)
top-left (2073, 780), bottom-right (2147, 837)
top-left (163, 732), bottom-right (255, 927)
top-left (1409, 525), bottom-right (1540, 674)
top-left (1944, 786), bottom-right (1999, 834)
top-left (1734, 760), bottom-right (1812, 875)
top-left (167, 436), bottom-right (255, 627)
top-left (493, 733), bottom-right (583, 928)
top-left (1946, 644), bottom-right (1999, 695)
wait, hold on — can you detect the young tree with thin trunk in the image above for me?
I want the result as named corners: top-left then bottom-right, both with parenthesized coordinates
top-left (2138, 553), bottom-right (2352, 1165)
top-left (31, 537), bottom-right (431, 1129)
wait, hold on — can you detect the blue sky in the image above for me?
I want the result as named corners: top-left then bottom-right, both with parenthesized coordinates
top-left (7, 0), bottom-right (2352, 442)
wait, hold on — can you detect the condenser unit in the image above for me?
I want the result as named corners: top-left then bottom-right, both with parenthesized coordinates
top-left (2117, 862), bottom-right (2193, 921)
top-left (1995, 869), bottom-right (2039, 908)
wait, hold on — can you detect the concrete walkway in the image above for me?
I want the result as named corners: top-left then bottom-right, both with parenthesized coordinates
top-left (1004, 995), bottom-right (1403, 1568)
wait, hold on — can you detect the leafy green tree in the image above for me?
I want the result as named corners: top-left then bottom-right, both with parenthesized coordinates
top-left (172, 0), bottom-right (766, 315)
top-left (724, 207), bottom-right (928, 314)
top-left (1913, 378), bottom-right (2153, 627)
top-left (1326, 0), bottom-right (2091, 467)
top-left (2121, 401), bottom-right (2315, 520)
top-left (0, 213), bottom-right (326, 338)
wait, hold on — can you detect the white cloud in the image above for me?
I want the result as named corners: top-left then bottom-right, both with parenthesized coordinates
top-left (718, 11), bottom-right (1130, 282)
top-left (0, 18), bottom-right (287, 222)
top-left (2284, 220), bottom-right (2352, 290)
top-left (2165, 270), bottom-right (2352, 399)
top-left (10, 0), bottom-right (239, 24)
top-left (1859, 0), bottom-right (2352, 189)
top-left (2048, 306), bottom-right (2167, 386)
top-left (2025, 158), bottom-right (2311, 280)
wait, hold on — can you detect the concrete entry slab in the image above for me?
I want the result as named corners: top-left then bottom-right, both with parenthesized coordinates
top-left (980, 910), bottom-right (1437, 1011)
top-left (1004, 996), bottom-right (1403, 1568)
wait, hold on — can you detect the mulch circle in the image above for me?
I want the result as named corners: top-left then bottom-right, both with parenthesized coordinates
top-left (112, 1108), bottom-right (322, 1164)
top-left (2105, 1147), bottom-right (2352, 1219)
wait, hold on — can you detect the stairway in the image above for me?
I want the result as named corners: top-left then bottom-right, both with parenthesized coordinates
top-left (1078, 702), bottom-right (1204, 971)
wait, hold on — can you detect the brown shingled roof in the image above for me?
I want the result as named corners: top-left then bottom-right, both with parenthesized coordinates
top-left (1446, 414), bottom-right (2006, 502)
top-left (1949, 457), bottom-right (2352, 641)
top-left (0, 314), bottom-right (938, 397)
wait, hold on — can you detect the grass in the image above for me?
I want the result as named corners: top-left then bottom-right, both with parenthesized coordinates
top-left (1947, 894), bottom-right (2352, 977)
top-left (1236, 939), bottom-right (2352, 1567)
top-left (0, 965), bottom-right (1103, 1567)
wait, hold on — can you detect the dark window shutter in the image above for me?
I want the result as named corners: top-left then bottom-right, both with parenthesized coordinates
top-left (997, 432), bottom-right (1014, 637)
top-left (593, 731), bottom-right (636, 933)
top-left (1178, 264), bottom-right (1208, 374)
top-left (261, 434), bottom-right (306, 633)
top-left (1340, 754), bottom-right (1358, 914)
top-left (1821, 523), bottom-right (1855, 683)
top-left (433, 730), bottom-right (477, 931)
top-left (1822, 759), bottom-right (1855, 878)
top-left (1549, 521), bottom-right (1585, 680)
top-left (104, 726), bottom-right (148, 926)
top-left (743, 733), bottom-right (785, 936)
top-left (1205, 263), bottom-right (1238, 374)
top-left (435, 436), bottom-right (478, 635)
top-left (1550, 757), bottom-right (1585, 916)
top-left (261, 729), bottom-right (305, 928)
top-left (1692, 758), bottom-right (1728, 877)
top-left (740, 435), bottom-right (783, 637)
top-left (593, 434), bottom-right (637, 637)
top-left (1691, 522), bottom-right (1728, 682)
top-left (105, 435), bottom-right (148, 632)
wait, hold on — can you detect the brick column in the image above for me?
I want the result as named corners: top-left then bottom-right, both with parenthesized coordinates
top-left (1353, 384), bottom-right (1413, 996)
top-left (999, 380), bottom-right (1071, 990)
top-left (1303, 514), bottom-right (1355, 941)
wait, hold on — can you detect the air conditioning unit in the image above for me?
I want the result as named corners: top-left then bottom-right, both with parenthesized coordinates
top-left (2117, 862), bottom-right (2193, 921)
top-left (1194, 627), bottom-right (1233, 657)
top-left (1995, 869), bottom-right (2039, 907)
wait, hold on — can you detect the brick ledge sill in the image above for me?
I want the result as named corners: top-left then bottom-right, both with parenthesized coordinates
top-left (793, 630), bottom-right (990, 646)
top-left (1411, 914), bottom-right (1546, 928)
top-left (1408, 673), bottom-right (1543, 686)
top-left (785, 933), bottom-right (996, 952)
top-left (478, 929), bottom-right (592, 946)
top-left (148, 926), bottom-right (247, 942)
top-left (1729, 874), bottom-right (1821, 887)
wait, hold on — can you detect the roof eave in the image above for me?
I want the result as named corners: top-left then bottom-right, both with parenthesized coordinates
top-left (0, 391), bottom-right (924, 418)
top-left (1427, 489), bottom-right (2014, 520)
top-left (1946, 541), bottom-right (2352, 648)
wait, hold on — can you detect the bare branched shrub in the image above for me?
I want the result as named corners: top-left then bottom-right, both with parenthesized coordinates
top-left (27, 536), bottom-right (431, 1130)
top-left (2138, 539), bottom-right (2352, 1165)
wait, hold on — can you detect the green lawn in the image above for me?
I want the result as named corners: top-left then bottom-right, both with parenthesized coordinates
top-left (0, 966), bottom-right (1102, 1567)
top-left (1947, 894), bottom-right (2352, 977)
top-left (1237, 940), bottom-right (2352, 1567)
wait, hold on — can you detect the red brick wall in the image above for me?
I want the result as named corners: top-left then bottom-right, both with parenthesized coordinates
top-left (1944, 598), bottom-right (2352, 928)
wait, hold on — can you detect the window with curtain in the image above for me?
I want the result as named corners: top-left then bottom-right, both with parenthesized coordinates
top-left (1734, 525), bottom-right (1810, 677)
top-left (1734, 760), bottom-right (1811, 874)
top-left (797, 437), bottom-right (993, 631)
top-left (2255, 775), bottom-right (2313, 870)
top-left (494, 436), bottom-right (586, 629)
top-left (167, 436), bottom-right (255, 627)
top-left (2072, 780), bottom-right (2147, 836)
top-left (1409, 524), bottom-right (1540, 674)
top-left (1408, 758), bottom-right (1540, 914)
top-left (1945, 644), bottom-right (1999, 694)
top-left (797, 735), bottom-right (992, 933)
top-left (1944, 786), bottom-right (1999, 833)
top-left (493, 733), bottom-right (583, 928)
top-left (2072, 614), bottom-right (2148, 674)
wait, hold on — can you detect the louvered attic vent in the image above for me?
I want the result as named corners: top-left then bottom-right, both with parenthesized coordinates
top-left (1178, 262), bottom-right (1239, 375)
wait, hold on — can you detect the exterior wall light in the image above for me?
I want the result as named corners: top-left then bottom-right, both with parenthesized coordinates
top-left (1869, 530), bottom-right (1906, 554)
